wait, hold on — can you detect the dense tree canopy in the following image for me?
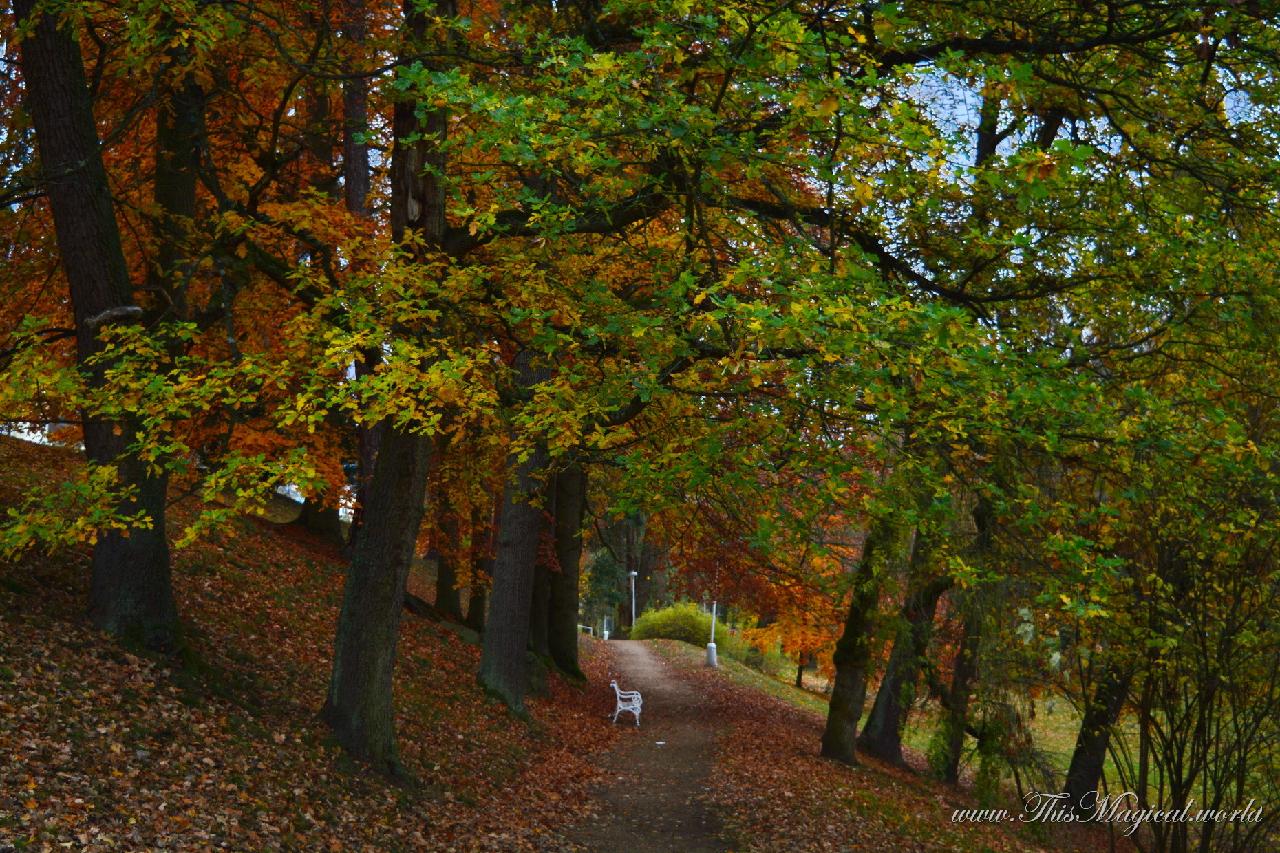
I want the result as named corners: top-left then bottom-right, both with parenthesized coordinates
top-left (4, 1), bottom-right (1280, 848)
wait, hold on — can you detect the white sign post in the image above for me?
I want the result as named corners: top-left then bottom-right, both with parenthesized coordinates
top-left (706, 600), bottom-right (718, 667)
top-left (629, 570), bottom-right (638, 628)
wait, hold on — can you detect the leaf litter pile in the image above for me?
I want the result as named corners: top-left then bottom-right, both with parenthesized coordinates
top-left (0, 437), bottom-right (619, 850)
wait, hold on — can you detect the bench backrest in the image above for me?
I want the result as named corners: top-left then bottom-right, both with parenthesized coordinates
top-left (610, 680), bottom-right (641, 702)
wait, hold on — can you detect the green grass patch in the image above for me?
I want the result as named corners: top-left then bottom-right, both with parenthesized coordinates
top-left (650, 637), bottom-right (832, 717)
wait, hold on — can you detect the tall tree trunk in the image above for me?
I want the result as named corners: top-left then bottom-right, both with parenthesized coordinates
top-left (940, 604), bottom-right (980, 784)
top-left (149, 68), bottom-right (203, 323)
top-left (348, 358), bottom-right (383, 554)
top-left (478, 351), bottom-right (551, 712)
top-left (431, 441), bottom-right (464, 621)
top-left (548, 463), bottom-right (587, 679)
top-left (1064, 664), bottom-right (1133, 816)
top-left (341, 0), bottom-right (370, 221)
top-left (935, 495), bottom-right (998, 782)
top-left (527, 474), bottom-right (553, 657)
top-left (820, 518), bottom-right (894, 765)
top-left (465, 499), bottom-right (496, 632)
top-left (340, 0), bottom-right (379, 557)
top-left (529, 557), bottom-right (552, 659)
top-left (321, 426), bottom-right (432, 772)
top-left (466, 564), bottom-right (489, 633)
top-left (294, 40), bottom-right (349, 545)
top-left (17, 0), bottom-right (177, 649)
top-left (322, 0), bottom-right (450, 771)
top-left (859, 559), bottom-right (951, 765)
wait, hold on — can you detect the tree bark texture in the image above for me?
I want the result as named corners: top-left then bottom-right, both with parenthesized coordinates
top-left (341, 0), bottom-right (371, 220)
top-left (528, 557), bottom-right (552, 659)
top-left (859, 539), bottom-right (951, 764)
top-left (820, 517), bottom-right (894, 765)
top-left (466, 568), bottom-right (488, 633)
top-left (149, 70), bottom-right (203, 322)
top-left (338, 0), bottom-right (378, 557)
top-left (940, 605), bottom-right (980, 784)
top-left (527, 473), bottom-right (553, 657)
top-left (321, 425), bottom-right (432, 771)
top-left (432, 476), bottom-right (464, 621)
top-left (17, 0), bottom-right (177, 649)
top-left (465, 499), bottom-right (496, 632)
top-left (478, 351), bottom-right (552, 712)
top-left (322, 0), bottom-right (451, 770)
top-left (548, 463), bottom-right (587, 679)
top-left (1064, 665), bottom-right (1133, 816)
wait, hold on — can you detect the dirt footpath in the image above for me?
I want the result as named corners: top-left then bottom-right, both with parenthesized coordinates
top-left (565, 640), bottom-right (730, 852)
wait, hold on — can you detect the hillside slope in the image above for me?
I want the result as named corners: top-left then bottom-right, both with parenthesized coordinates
top-left (2, 437), bottom-right (1122, 851)
top-left (0, 436), bottom-right (618, 851)
top-left (650, 641), bottom-right (1122, 853)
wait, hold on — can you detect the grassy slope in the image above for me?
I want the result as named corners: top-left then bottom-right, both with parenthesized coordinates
top-left (717, 633), bottom-right (1109, 785)
top-left (648, 640), bottom-right (1130, 853)
top-left (0, 436), bottom-right (619, 851)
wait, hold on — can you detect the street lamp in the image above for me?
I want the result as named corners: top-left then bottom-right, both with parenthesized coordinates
top-left (707, 599), bottom-right (718, 667)
top-left (629, 571), bottom-right (638, 627)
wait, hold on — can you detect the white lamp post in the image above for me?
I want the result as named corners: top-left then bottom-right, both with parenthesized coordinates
top-left (629, 570), bottom-right (638, 628)
top-left (707, 599), bottom-right (718, 667)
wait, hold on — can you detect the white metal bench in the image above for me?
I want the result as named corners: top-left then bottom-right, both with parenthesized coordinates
top-left (610, 679), bottom-right (642, 727)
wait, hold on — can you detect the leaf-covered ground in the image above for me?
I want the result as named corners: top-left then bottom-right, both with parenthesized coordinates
top-left (1, 436), bottom-right (1128, 851)
top-left (0, 436), bottom-right (619, 850)
top-left (647, 640), bottom-right (1128, 853)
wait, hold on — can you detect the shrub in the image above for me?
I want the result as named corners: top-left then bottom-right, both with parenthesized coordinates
top-left (631, 602), bottom-right (779, 671)
top-left (631, 602), bottom-right (712, 646)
